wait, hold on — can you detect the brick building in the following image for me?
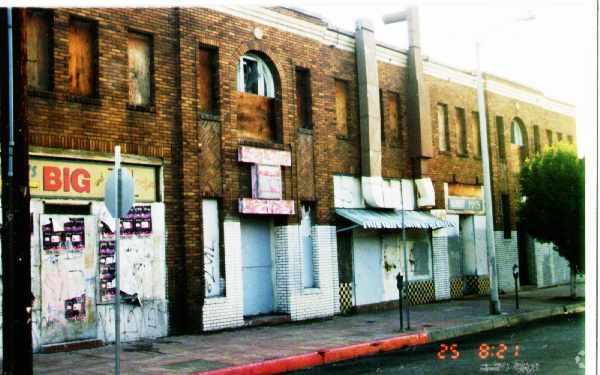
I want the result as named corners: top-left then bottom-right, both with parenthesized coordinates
top-left (8, 6), bottom-right (575, 351)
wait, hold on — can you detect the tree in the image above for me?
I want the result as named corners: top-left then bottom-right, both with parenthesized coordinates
top-left (518, 143), bottom-right (584, 298)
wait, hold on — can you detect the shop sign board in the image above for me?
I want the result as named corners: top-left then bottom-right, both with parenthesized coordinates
top-left (239, 198), bottom-right (295, 215)
top-left (28, 157), bottom-right (158, 202)
top-left (448, 197), bottom-right (483, 212)
top-left (251, 164), bottom-right (282, 200)
top-left (446, 183), bottom-right (485, 214)
top-left (238, 146), bottom-right (291, 166)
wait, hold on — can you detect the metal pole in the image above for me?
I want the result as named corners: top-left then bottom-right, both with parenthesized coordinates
top-left (2, 8), bottom-right (33, 374)
top-left (114, 146), bottom-right (121, 374)
top-left (475, 41), bottom-right (501, 315)
top-left (400, 183), bottom-right (410, 329)
top-left (7, 8), bottom-right (14, 179)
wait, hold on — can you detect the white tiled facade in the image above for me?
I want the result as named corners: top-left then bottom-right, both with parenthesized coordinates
top-left (202, 219), bottom-right (244, 331)
top-left (531, 240), bottom-right (570, 287)
top-left (431, 230), bottom-right (451, 300)
top-left (202, 223), bottom-right (338, 330)
top-left (494, 231), bottom-right (519, 292)
top-left (274, 225), bottom-right (338, 321)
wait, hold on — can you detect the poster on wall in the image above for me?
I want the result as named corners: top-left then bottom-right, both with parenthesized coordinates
top-left (39, 215), bottom-right (97, 345)
top-left (42, 217), bottom-right (85, 251)
top-left (98, 204), bottom-right (155, 303)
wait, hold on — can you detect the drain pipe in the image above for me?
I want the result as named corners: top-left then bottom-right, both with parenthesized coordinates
top-left (355, 19), bottom-right (385, 208)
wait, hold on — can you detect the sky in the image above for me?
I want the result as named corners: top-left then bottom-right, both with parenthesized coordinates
top-left (297, 0), bottom-right (592, 155)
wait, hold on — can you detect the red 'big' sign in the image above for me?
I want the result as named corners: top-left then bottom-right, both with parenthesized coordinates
top-left (43, 166), bottom-right (91, 193)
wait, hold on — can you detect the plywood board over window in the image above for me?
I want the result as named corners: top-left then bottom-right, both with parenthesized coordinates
top-left (236, 92), bottom-right (276, 142)
top-left (26, 10), bottom-right (52, 91)
top-left (68, 18), bottom-right (96, 97)
top-left (128, 32), bottom-right (153, 106)
top-left (197, 47), bottom-right (217, 113)
top-left (335, 79), bottom-right (349, 136)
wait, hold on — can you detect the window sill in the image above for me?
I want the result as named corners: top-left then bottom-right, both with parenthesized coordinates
top-left (27, 88), bottom-right (55, 99)
top-left (199, 112), bottom-right (220, 121)
top-left (127, 104), bottom-right (155, 113)
top-left (456, 153), bottom-right (469, 159)
top-left (302, 288), bottom-right (321, 295)
top-left (66, 95), bottom-right (101, 106)
top-left (336, 134), bottom-right (350, 141)
top-left (205, 296), bottom-right (228, 304)
top-left (438, 150), bottom-right (452, 156)
top-left (298, 127), bottom-right (313, 135)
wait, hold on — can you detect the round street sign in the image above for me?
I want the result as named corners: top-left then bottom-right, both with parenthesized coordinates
top-left (105, 167), bottom-right (135, 218)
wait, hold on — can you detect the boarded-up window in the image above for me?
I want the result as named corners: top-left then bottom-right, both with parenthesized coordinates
top-left (203, 199), bottom-right (225, 297)
top-left (496, 116), bottom-right (506, 160)
top-left (26, 10), bottom-right (52, 91)
top-left (437, 103), bottom-right (449, 151)
top-left (533, 125), bottom-right (541, 153)
top-left (197, 47), bottom-right (218, 113)
top-left (472, 111), bottom-right (481, 157)
top-left (296, 67), bottom-right (312, 129)
top-left (68, 18), bottom-right (97, 97)
top-left (386, 92), bottom-right (401, 144)
top-left (128, 31), bottom-right (153, 106)
top-left (335, 79), bottom-right (349, 136)
top-left (546, 129), bottom-right (553, 146)
top-left (456, 107), bottom-right (467, 155)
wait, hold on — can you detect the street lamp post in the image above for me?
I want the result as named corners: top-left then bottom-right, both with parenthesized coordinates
top-left (475, 42), bottom-right (501, 314)
top-left (475, 14), bottom-right (534, 315)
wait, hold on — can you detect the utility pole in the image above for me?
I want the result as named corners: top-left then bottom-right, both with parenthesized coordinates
top-left (474, 45), bottom-right (501, 314)
top-left (1, 8), bottom-right (33, 374)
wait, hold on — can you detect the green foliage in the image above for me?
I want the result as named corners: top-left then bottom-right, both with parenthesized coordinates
top-left (518, 143), bottom-right (584, 273)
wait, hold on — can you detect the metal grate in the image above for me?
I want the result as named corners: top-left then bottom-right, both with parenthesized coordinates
top-left (339, 282), bottom-right (353, 314)
top-left (450, 277), bottom-right (464, 299)
top-left (405, 279), bottom-right (435, 306)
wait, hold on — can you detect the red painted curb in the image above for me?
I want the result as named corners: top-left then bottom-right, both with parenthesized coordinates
top-left (194, 331), bottom-right (429, 375)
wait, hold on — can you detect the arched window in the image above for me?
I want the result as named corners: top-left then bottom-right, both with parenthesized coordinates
top-left (237, 53), bottom-right (275, 98)
top-left (511, 119), bottom-right (525, 146)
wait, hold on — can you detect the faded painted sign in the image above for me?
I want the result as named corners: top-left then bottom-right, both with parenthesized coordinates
top-left (239, 198), bottom-right (295, 215)
top-left (238, 146), bottom-right (291, 166)
top-left (28, 157), bottom-right (158, 202)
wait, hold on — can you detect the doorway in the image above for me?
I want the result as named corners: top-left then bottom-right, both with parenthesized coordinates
top-left (352, 230), bottom-right (384, 306)
top-left (241, 217), bottom-right (274, 316)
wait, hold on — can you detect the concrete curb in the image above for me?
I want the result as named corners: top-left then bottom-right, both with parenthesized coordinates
top-left (193, 303), bottom-right (584, 375)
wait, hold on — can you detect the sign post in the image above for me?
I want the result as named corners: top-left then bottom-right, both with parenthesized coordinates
top-left (104, 146), bottom-right (134, 375)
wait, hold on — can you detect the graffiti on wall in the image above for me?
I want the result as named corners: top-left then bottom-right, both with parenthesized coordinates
top-left (40, 215), bottom-right (97, 345)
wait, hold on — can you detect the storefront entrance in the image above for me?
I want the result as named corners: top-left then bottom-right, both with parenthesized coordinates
top-left (241, 218), bottom-right (274, 316)
top-left (352, 230), bottom-right (384, 306)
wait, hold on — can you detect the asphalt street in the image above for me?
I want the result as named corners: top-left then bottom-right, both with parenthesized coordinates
top-left (292, 314), bottom-right (585, 375)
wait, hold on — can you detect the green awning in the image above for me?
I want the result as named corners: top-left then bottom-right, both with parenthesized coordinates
top-left (336, 208), bottom-right (453, 230)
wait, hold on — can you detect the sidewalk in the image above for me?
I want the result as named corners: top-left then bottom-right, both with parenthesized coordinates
top-left (33, 284), bottom-right (584, 374)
